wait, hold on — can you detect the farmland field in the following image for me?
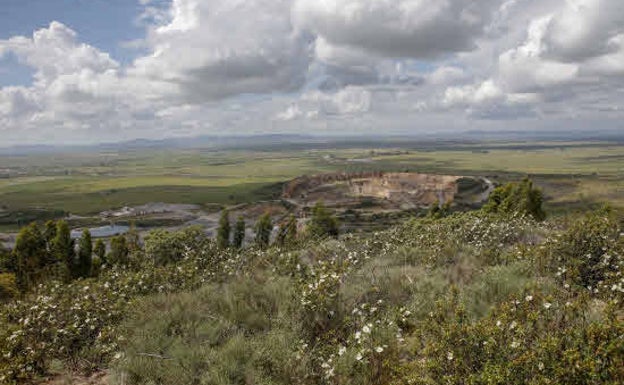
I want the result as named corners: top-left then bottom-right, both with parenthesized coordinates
top-left (0, 139), bottom-right (623, 230)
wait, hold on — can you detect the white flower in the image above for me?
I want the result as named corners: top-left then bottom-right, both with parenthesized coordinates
top-left (375, 346), bottom-right (384, 353)
top-left (338, 346), bottom-right (346, 356)
top-left (510, 340), bottom-right (520, 349)
top-left (356, 353), bottom-right (363, 361)
top-left (363, 324), bottom-right (372, 334)
top-left (525, 295), bottom-right (533, 302)
top-left (446, 351), bottom-right (454, 361)
top-left (543, 302), bottom-right (552, 310)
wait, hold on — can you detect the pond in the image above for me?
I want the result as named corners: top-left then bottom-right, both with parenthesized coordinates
top-left (71, 225), bottom-right (130, 239)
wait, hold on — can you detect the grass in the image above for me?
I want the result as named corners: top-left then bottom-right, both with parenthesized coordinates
top-left (114, 277), bottom-right (301, 385)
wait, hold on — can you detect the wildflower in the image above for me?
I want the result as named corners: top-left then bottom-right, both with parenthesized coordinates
top-left (338, 346), bottom-right (346, 356)
top-left (356, 352), bottom-right (363, 361)
top-left (375, 346), bottom-right (384, 353)
top-left (525, 295), bottom-right (533, 302)
top-left (543, 302), bottom-right (552, 309)
top-left (446, 351), bottom-right (454, 361)
top-left (362, 325), bottom-right (371, 334)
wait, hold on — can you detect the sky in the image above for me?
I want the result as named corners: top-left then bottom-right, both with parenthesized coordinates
top-left (0, 0), bottom-right (623, 145)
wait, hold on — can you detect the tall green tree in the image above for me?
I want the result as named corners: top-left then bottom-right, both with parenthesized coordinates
top-left (108, 235), bottom-right (129, 265)
top-left (53, 220), bottom-right (75, 281)
top-left (94, 239), bottom-right (106, 264)
top-left (276, 215), bottom-right (297, 247)
top-left (217, 210), bottom-right (231, 249)
top-left (43, 220), bottom-right (57, 260)
top-left (232, 216), bottom-right (246, 249)
top-left (77, 229), bottom-right (92, 278)
top-left (13, 222), bottom-right (46, 291)
top-left (308, 201), bottom-right (339, 239)
top-left (126, 221), bottom-right (141, 253)
top-left (254, 213), bottom-right (272, 250)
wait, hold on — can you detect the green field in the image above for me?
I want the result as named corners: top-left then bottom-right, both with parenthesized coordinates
top-left (0, 140), bottom-right (623, 229)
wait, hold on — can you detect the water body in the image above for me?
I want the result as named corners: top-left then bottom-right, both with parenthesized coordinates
top-left (71, 225), bottom-right (129, 239)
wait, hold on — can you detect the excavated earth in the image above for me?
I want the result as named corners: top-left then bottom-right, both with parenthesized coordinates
top-left (283, 172), bottom-right (491, 211)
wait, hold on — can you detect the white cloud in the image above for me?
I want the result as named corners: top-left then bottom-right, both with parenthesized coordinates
top-left (1, 0), bottom-right (624, 144)
top-left (293, 0), bottom-right (501, 59)
top-left (0, 22), bottom-right (119, 88)
top-left (275, 105), bottom-right (304, 121)
top-left (131, 0), bottom-right (311, 101)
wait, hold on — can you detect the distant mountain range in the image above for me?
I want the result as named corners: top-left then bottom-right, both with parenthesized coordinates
top-left (1, 129), bottom-right (623, 155)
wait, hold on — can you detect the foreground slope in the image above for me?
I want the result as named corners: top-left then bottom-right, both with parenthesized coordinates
top-left (1, 209), bottom-right (623, 384)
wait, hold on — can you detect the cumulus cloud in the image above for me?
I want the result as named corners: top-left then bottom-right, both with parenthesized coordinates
top-left (0, 22), bottom-right (119, 87)
top-left (1, 0), bottom-right (624, 144)
top-left (439, 0), bottom-right (624, 118)
top-left (293, 0), bottom-right (501, 59)
top-left (131, 0), bottom-right (311, 101)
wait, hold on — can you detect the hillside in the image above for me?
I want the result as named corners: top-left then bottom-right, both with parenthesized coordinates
top-left (1, 200), bottom-right (623, 384)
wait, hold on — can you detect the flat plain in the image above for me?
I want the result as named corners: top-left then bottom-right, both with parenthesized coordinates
top-left (0, 139), bottom-right (622, 230)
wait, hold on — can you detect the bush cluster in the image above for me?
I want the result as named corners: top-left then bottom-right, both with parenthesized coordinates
top-left (0, 203), bottom-right (622, 384)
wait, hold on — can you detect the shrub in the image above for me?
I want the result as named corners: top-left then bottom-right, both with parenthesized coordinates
top-left (308, 201), bottom-right (339, 239)
top-left (401, 289), bottom-right (624, 385)
top-left (484, 178), bottom-right (546, 220)
top-left (216, 210), bottom-right (231, 249)
top-left (552, 209), bottom-right (623, 291)
top-left (0, 273), bottom-right (17, 302)
top-left (254, 213), bottom-right (272, 250)
top-left (232, 216), bottom-right (246, 249)
top-left (108, 235), bottom-right (129, 266)
top-left (0, 248), bottom-right (14, 274)
top-left (144, 226), bottom-right (208, 266)
top-left (77, 229), bottom-right (92, 279)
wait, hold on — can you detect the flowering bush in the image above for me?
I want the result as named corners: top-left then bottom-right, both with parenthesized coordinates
top-left (0, 208), bottom-right (622, 384)
top-left (401, 289), bottom-right (623, 385)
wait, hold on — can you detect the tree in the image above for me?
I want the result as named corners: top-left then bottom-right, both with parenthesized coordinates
top-left (232, 216), bottom-right (246, 249)
top-left (276, 215), bottom-right (297, 247)
top-left (53, 220), bottom-right (75, 281)
top-left (308, 201), bottom-right (339, 239)
top-left (217, 210), bottom-right (231, 249)
top-left (254, 213), bottom-right (272, 250)
top-left (13, 222), bottom-right (46, 291)
top-left (484, 178), bottom-right (546, 220)
top-left (108, 235), bottom-right (129, 266)
top-left (43, 220), bottom-right (57, 257)
top-left (126, 221), bottom-right (141, 253)
top-left (144, 226), bottom-right (207, 266)
top-left (94, 239), bottom-right (106, 264)
top-left (77, 229), bottom-right (92, 278)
